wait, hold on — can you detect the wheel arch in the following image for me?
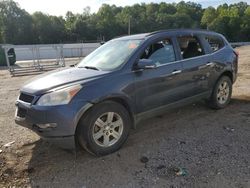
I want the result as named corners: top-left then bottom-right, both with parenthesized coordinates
top-left (208, 70), bottom-right (233, 109)
top-left (217, 70), bottom-right (233, 84)
top-left (75, 96), bottom-right (136, 133)
top-left (98, 97), bottom-right (136, 129)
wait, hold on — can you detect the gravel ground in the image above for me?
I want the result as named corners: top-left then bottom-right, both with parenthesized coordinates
top-left (0, 46), bottom-right (250, 188)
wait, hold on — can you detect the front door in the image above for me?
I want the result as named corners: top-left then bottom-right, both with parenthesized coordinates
top-left (134, 37), bottom-right (185, 115)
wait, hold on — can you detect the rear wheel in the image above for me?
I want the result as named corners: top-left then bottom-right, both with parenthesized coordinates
top-left (208, 76), bottom-right (232, 109)
top-left (76, 101), bottom-right (131, 156)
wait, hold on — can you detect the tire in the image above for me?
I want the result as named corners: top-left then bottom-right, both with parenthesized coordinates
top-left (208, 76), bottom-right (232, 109)
top-left (76, 101), bottom-right (131, 156)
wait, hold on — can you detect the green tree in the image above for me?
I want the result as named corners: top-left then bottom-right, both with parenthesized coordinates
top-left (0, 0), bottom-right (33, 44)
top-left (32, 12), bottom-right (53, 43)
top-left (209, 4), bottom-right (241, 41)
top-left (158, 2), bottom-right (177, 14)
top-left (0, 0), bottom-right (250, 44)
top-left (201, 7), bottom-right (217, 29)
top-left (172, 13), bottom-right (194, 28)
top-left (230, 2), bottom-right (248, 16)
top-left (32, 12), bottom-right (66, 43)
top-left (95, 4), bottom-right (122, 40)
top-left (176, 1), bottom-right (203, 27)
top-left (65, 11), bottom-right (77, 42)
top-left (240, 7), bottom-right (250, 41)
top-left (49, 16), bottom-right (66, 43)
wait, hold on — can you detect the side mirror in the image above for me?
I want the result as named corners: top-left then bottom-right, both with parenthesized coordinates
top-left (135, 59), bottom-right (156, 70)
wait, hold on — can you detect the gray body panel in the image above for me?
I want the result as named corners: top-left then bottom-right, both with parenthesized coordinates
top-left (15, 29), bottom-right (238, 149)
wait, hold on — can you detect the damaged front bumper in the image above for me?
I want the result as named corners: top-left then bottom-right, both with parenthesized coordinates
top-left (15, 99), bottom-right (93, 150)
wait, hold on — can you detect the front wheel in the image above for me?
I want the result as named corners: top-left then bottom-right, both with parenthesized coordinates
top-left (76, 101), bottom-right (131, 156)
top-left (208, 76), bottom-right (232, 109)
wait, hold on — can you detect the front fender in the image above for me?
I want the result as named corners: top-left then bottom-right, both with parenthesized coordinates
top-left (91, 93), bottom-right (136, 129)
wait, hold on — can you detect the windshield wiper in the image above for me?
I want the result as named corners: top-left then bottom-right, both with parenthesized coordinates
top-left (78, 66), bottom-right (100, 71)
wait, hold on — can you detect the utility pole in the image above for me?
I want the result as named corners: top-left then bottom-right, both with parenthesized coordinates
top-left (128, 16), bottom-right (131, 35)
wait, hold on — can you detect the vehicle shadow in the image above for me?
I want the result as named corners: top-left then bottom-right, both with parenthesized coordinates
top-left (27, 97), bottom-right (250, 187)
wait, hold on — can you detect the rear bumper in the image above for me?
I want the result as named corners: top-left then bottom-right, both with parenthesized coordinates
top-left (15, 100), bottom-right (93, 149)
top-left (232, 70), bottom-right (237, 83)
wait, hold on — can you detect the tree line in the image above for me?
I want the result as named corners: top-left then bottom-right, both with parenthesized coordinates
top-left (0, 0), bottom-right (250, 45)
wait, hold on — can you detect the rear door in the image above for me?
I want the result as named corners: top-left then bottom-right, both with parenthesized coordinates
top-left (175, 35), bottom-right (211, 97)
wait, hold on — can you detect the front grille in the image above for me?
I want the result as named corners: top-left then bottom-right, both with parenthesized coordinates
top-left (17, 107), bottom-right (27, 118)
top-left (19, 93), bottom-right (34, 103)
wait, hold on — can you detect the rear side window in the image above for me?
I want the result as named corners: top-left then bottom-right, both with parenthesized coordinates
top-left (205, 36), bottom-right (225, 52)
top-left (140, 39), bottom-right (176, 66)
top-left (177, 36), bottom-right (204, 59)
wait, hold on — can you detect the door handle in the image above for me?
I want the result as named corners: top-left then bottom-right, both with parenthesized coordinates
top-left (199, 62), bottom-right (214, 70)
top-left (171, 70), bottom-right (182, 75)
top-left (206, 62), bottom-right (214, 66)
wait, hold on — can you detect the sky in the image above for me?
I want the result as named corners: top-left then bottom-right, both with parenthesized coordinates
top-left (14, 0), bottom-right (250, 16)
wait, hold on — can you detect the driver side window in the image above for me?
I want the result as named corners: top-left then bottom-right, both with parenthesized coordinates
top-left (140, 39), bottom-right (176, 66)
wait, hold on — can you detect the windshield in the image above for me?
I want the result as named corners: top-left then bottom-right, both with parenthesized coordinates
top-left (77, 39), bottom-right (142, 71)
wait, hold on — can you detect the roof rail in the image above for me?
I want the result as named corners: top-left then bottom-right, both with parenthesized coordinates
top-left (146, 28), bottom-right (215, 36)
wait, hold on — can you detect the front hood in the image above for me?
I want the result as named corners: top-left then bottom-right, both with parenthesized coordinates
top-left (21, 67), bottom-right (108, 95)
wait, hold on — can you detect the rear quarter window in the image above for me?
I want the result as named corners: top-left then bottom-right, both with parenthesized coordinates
top-left (205, 36), bottom-right (225, 52)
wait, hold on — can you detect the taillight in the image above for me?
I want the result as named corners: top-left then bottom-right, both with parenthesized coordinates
top-left (234, 50), bottom-right (239, 57)
top-left (233, 50), bottom-right (238, 75)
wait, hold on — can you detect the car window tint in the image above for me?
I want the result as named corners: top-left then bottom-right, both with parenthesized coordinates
top-left (205, 36), bottom-right (225, 52)
top-left (177, 36), bottom-right (204, 59)
top-left (140, 39), bottom-right (176, 66)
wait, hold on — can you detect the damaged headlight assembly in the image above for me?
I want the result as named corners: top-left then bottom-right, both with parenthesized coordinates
top-left (36, 84), bottom-right (82, 106)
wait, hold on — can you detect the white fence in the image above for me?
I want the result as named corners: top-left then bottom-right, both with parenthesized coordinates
top-left (2, 41), bottom-right (249, 76)
top-left (230, 42), bottom-right (250, 48)
top-left (14, 43), bottom-right (101, 61)
top-left (2, 43), bottom-right (101, 75)
top-left (10, 42), bottom-right (250, 61)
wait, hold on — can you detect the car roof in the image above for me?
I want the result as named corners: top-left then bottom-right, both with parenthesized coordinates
top-left (114, 33), bottom-right (150, 40)
top-left (114, 29), bottom-right (222, 40)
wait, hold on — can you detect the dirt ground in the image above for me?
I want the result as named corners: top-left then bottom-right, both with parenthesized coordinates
top-left (0, 46), bottom-right (250, 188)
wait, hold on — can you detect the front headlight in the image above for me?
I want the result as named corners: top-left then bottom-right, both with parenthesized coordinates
top-left (36, 85), bottom-right (82, 106)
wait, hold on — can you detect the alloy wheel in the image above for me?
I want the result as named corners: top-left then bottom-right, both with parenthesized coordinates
top-left (92, 112), bottom-right (124, 147)
top-left (217, 81), bottom-right (230, 104)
